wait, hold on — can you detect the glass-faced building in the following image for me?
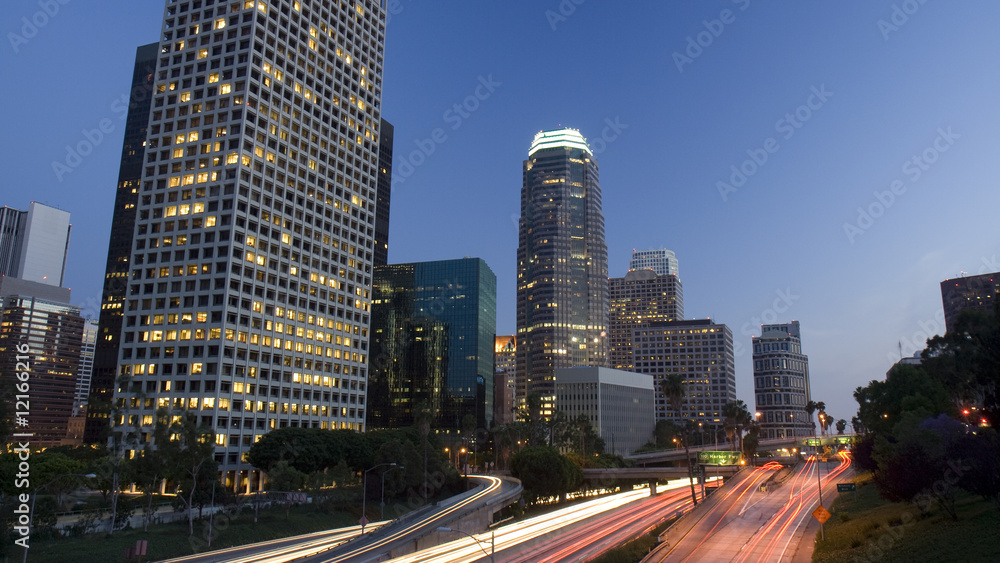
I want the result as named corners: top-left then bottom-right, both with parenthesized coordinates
top-left (629, 249), bottom-right (678, 277)
top-left (516, 129), bottom-right (609, 415)
top-left (368, 258), bottom-right (496, 433)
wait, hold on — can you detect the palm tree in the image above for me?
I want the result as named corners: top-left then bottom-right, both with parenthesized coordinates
top-left (805, 401), bottom-right (818, 436)
top-left (835, 418), bottom-right (847, 435)
top-left (722, 400), bottom-right (752, 453)
top-left (660, 374), bottom-right (698, 506)
top-left (815, 402), bottom-right (827, 437)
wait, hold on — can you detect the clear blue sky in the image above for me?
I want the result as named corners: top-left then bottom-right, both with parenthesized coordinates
top-left (2, 1), bottom-right (998, 423)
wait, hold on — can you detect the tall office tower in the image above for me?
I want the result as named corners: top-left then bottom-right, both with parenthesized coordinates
top-left (516, 128), bottom-right (608, 415)
top-left (0, 201), bottom-right (71, 286)
top-left (75, 318), bottom-right (100, 415)
top-left (373, 118), bottom-right (393, 267)
top-left (494, 335), bottom-right (516, 425)
top-left (629, 248), bottom-right (678, 277)
top-left (608, 269), bottom-right (683, 370)
top-left (0, 290), bottom-right (84, 447)
top-left (941, 271), bottom-right (999, 333)
top-left (631, 319), bottom-right (736, 426)
top-left (111, 0), bottom-right (387, 492)
top-left (85, 43), bottom-right (158, 444)
top-left (752, 321), bottom-right (811, 439)
top-left (368, 258), bottom-right (496, 432)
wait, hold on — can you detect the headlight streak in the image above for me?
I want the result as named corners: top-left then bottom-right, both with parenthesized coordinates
top-left (157, 524), bottom-right (380, 563)
top-left (388, 478), bottom-right (709, 563)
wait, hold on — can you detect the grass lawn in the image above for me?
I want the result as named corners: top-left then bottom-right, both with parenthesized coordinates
top-left (23, 502), bottom-right (359, 563)
top-left (813, 473), bottom-right (1000, 563)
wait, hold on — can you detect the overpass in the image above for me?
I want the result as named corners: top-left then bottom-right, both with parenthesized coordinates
top-left (625, 436), bottom-right (851, 465)
top-left (581, 466), bottom-right (742, 496)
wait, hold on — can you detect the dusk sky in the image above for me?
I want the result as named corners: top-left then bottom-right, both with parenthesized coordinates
top-left (2, 0), bottom-right (999, 423)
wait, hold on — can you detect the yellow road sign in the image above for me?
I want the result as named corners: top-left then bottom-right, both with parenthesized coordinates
top-left (813, 505), bottom-right (831, 524)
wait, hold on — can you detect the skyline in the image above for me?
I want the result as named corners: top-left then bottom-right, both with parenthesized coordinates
top-left (3, 1), bottom-right (1000, 423)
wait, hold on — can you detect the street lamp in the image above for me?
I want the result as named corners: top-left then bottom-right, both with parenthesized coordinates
top-left (362, 463), bottom-right (397, 533)
top-left (380, 465), bottom-right (404, 521)
top-left (23, 473), bottom-right (96, 563)
top-left (437, 526), bottom-right (494, 563)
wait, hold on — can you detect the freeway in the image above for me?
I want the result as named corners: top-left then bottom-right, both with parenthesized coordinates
top-left (385, 478), bottom-right (715, 563)
top-left (649, 453), bottom-right (852, 562)
top-left (157, 524), bottom-right (381, 563)
top-left (300, 475), bottom-right (517, 563)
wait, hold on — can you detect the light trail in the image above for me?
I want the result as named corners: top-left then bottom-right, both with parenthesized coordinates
top-left (388, 478), bottom-right (706, 563)
top-left (313, 475), bottom-right (503, 563)
top-left (158, 523), bottom-right (380, 563)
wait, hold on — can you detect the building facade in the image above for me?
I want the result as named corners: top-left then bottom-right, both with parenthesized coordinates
top-left (373, 118), bottom-right (393, 268)
top-left (629, 248), bottom-right (678, 277)
top-left (110, 0), bottom-right (388, 492)
top-left (85, 43), bottom-right (159, 444)
top-left (554, 366), bottom-right (655, 456)
top-left (493, 335), bottom-right (516, 426)
top-left (0, 201), bottom-right (71, 287)
top-left (631, 319), bottom-right (736, 427)
top-left (752, 321), bottom-right (811, 439)
top-left (516, 128), bottom-right (609, 415)
top-left (368, 258), bottom-right (496, 433)
top-left (941, 272), bottom-right (999, 333)
top-left (0, 292), bottom-right (84, 446)
top-left (608, 269), bottom-right (683, 371)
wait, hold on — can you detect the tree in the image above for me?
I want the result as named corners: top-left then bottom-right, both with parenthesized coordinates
top-left (157, 412), bottom-right (219, 536)
top-left (815, 402), bottom-right (827, 437)
top-left (722, 400), bottom-right (752, 453)
top-left (949, 427), bottom-right (1000, 512)
top-left (661, 374), bottom-right (698, 506)
top-left (836, 418), bottom-right (847, 435)
top-left (267, 460), bottom-right (307, 519)
top-left (653, 419), bottom-right (682, 449)
top-left (805, 401), bottom-right (818, 436)
top-left (510, 446), bottom-right (581, 503)
top-left (853, 364), bottom-right (954, 436)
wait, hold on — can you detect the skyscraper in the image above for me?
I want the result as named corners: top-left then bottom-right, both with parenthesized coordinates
top-left (631, 319), bottom-right (736, 426)
top-left (608, 268), bottom-right (683, 370)
top-left (110, 0), bottom-right (387, 492)
top-left (494, 335), bottom-right (516, 425)
top-left (0, 201), bottom-right (71, 286)
top-left (629, 248), bottom-right (678, 277)
top-left (373, 118), bottom-right (393, 268)
top-left (367, 258), bottom-right (496, 431)
top-left (85, 42), bottom-right (158, 444)
top-left (752, 321), bottom-right (811, 439)
top-left (941, 272), bottom-right (999, 333)
top-left (516, 128), bottom-right (608, 415)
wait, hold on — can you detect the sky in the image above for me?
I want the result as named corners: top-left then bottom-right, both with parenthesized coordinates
top-left (2, 0), bottom-right (999, 423)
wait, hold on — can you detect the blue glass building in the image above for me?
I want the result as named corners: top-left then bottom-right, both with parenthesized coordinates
top-left (368, 258), bottom-right (496, 433)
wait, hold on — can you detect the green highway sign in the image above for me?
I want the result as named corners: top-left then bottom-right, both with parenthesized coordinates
top-left (697, 451), bottom-right (742, 466)
top-left (837, 483), bottom-right (856, 492)
top-left (836, 436), bottom-right (851, 444)
top-left (806, 438), bottom-right (821, 446)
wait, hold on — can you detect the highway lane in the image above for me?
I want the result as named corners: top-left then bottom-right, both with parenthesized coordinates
top-left (386, 479), bottom-right (710, 563)
top-left (649, 462), bottom-right (785, 562)
top-left (156, 523), bottom-right (381, 563)
top-left (733, 452), bottom-right (852, 563)
top-left (300, 475), bottom-right (510, 563)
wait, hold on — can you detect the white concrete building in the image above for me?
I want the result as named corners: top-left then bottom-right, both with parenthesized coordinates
top-left (555, 366), bottom-right (655, 456)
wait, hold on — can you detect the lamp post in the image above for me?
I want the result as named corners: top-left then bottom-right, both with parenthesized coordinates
top-left (816, 454), bottom-right (825, 541)
top-left (437, 526), bottom-right (494, 563)
top-left (23, 473), bottom-right (96, 563)
top-left (362, 463), bottom-right (396, 533)
top-left (380, 465), bottom-right (404, 521)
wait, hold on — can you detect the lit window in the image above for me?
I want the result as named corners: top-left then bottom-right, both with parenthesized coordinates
top-left (209, 73), bottom-right (220, 83)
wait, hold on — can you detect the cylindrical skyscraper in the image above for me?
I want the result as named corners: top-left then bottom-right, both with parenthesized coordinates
top-left (516, 129), bottom-right (608, 415)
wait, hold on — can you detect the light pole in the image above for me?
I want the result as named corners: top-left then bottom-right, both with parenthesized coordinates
top-left (816, 454), bottom-right (825, 541)
top-left (380, 465), bottom-right (404, 521)
top-left (362, 462), bottom-right (396, 533)
top-left (23, 473), bottom-right (96, 563)
top-left (437, 526), bottom-right (494, 563)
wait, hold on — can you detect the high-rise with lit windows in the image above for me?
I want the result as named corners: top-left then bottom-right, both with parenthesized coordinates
top-left (629, 248), bottom-right (678, 277)
top-left (608, 268), bottom-right (683, 370)
top-left (752, 321), bottom-right (812, 439)
top-left (86, 42), bottom-right (158, 444)
top-left (516, 128), bottom-right (609, 414)
top-left (110, 0), bottom-right (387, 492)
